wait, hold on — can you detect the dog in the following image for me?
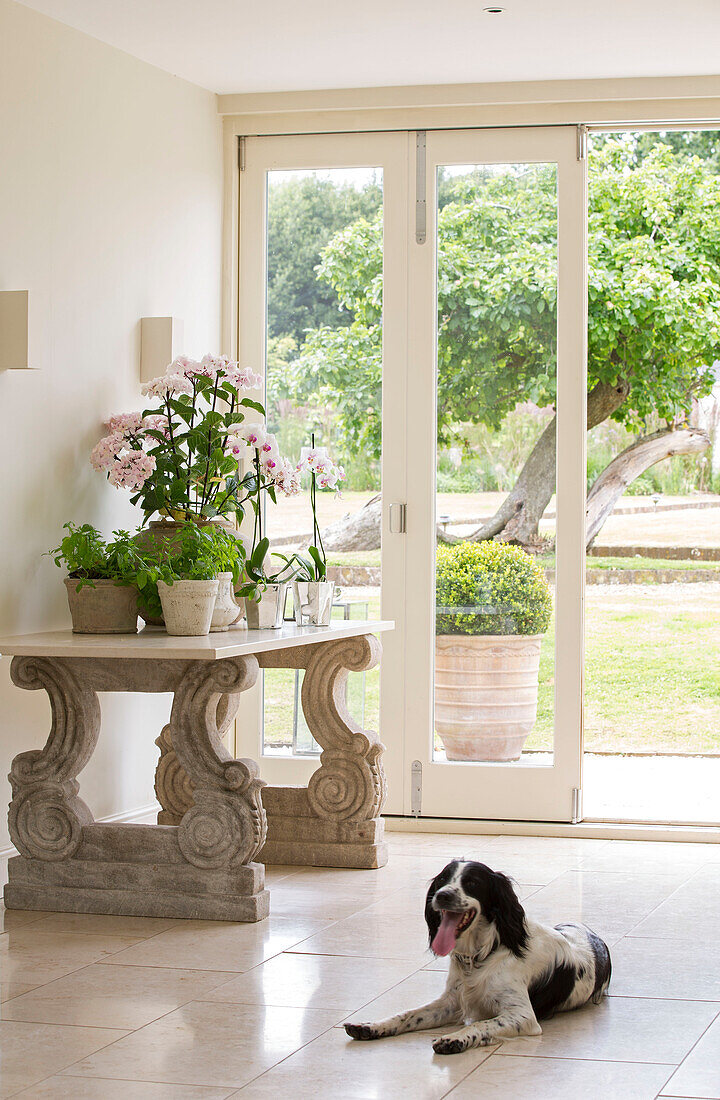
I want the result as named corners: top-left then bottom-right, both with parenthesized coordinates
top-left (345, 859), bottom-right (611, 1055)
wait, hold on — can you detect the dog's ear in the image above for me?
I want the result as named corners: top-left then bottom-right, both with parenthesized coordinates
top-left (487, 871), bottom-right (528, 957)
top-left (424, 879), bottom-right (441, 948)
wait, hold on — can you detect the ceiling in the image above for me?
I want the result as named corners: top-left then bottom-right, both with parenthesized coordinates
top-left (16, 0), bottom-right (720, 95)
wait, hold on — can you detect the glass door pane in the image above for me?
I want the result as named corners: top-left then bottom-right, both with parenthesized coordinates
top-left (405, 126), bottom-right (587, 822)
top-left (433, 160), bottom-right (558, 767)
top-left (262, 165), bottom-right (384, 757)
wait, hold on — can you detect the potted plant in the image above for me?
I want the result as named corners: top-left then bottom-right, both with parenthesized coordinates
top-left (435, 540), bottom-right (552, 762)
top-left (49, 523), bottom-right (151, 634)
top-left (234, 425), bottom-right (303, 628)
top-left (145, 523), bottom-right (244, 637)
top-left (276, 437), bottom-right (345, 627)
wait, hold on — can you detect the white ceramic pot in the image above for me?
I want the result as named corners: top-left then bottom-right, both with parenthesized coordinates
top-left (434, 633), bottom-right (543, 762)
top-left (211, 572), bottom-right (244, 632)
top-left (292, 581), bottom-right (340, 627)
top-left (158, 579), bottom-right (219, 637)
top-left (245, 583), bottom-right (287, 629)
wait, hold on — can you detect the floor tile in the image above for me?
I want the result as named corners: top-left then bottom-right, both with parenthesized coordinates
top-left (230, 1024), bottom-right (495, 1099)
top-left (609, 937), bottom-right (720, 1001)
top-left (493, 995), bottom-right (718, 1064)
top-left (286, 906), bottom-right (432, 963)
top-left (61, 1000), bottom-right (341, 1090)
top-left (628, 875), bottom-right (720, 940)
top-left (0, 1020), bottom-right (127, 1098)
top-left (447, 1053), bottom-right (673, 1099)
top-left (200, 952), bottom-right (420, 1012)
top-left (577, 841), bottom-right (714, 881)
top-left (16, 1078), bottom-right (234, 1099)
top-left (0, 906), bottom-right (50, 933)
top-left (342, 969), bottom-right (450, 1028)
top-left (1, 963), bottom-right (240, 1029)
top-left (20, 912), bottom-right (179, 940)
top-left (661, 1013), bottom-right (720, 1098)
top-left (0, 928), bottom-right (147, 988)
top-left (523, 869), bottom-right (682, 942)
top-left (102, 915), bottom-right (330, 973)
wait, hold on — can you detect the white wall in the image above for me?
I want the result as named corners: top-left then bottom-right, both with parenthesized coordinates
top-left (0, 0), bottom-right (223, 848)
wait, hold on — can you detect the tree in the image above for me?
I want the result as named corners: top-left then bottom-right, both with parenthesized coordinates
top-left (267, 175), bottom-right (382, 344)
top-left (286, 139), bottom-right (720, 545)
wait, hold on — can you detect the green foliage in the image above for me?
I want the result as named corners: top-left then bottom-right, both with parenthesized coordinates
top-left (236, 536), bottom-right (298, 602)
top-left (267, 176), bottom-right (382, 343)
top-left (145, 523), bottom-right (244, 584)
top-left (49, 523), bottom-right (150, 593)
top-left (280, 138), bottom-right (720, 460)
top-left (435, 540), bottom-right (552, 636)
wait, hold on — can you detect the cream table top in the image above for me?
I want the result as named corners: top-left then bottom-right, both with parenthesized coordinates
top-left (0, 620), bottom-right (394, 661)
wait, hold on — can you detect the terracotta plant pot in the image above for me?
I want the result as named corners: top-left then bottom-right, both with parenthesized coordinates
top-left (434, 634), bottom-right (543, 762)
top-left (64, 578), bottom-right (139, 634)
top-left (211, 572), bottom-right (245, 632)
top-left (245, 583), bottom-right (288, 629)
top-left (157, 579), bottom-right (219, 637)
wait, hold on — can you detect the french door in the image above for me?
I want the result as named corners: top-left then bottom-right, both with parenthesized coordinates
top-left (235, 126), bottom-right (587, 822)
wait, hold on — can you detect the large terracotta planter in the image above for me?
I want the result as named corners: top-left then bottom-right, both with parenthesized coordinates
top-left (64, 578), bottom-right (139, 634)
top-left (435, 633), bottom-right (543, 762)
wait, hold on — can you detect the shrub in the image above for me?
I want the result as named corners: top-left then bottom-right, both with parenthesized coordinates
top-left (436, 540), bottom-right (552, 636)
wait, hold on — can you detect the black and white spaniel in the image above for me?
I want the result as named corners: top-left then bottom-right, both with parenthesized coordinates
top-left (345, 859), bottom-right (611, 1055)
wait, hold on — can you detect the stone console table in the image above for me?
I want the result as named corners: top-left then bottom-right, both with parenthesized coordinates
top-left (0, 620), bottom-right (392, 922)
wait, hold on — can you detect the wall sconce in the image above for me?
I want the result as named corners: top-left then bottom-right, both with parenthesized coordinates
top-left (0, 291), bottom-right (32, 371)
top-left (140, 317), bottom-right (184, 382)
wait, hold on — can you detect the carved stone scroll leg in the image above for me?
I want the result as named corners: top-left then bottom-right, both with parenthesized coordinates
top-left (259, 634), bottom-right (388, 868)
top-left (7, 656), bottom-right (100, 861)
top-left (155, 692), bottom-right (237, 825)
top-left (167, 656), bottom-right (267, 869)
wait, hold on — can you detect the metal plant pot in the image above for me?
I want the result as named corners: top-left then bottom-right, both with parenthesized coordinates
top-left (292, 581), bottom-right (340, 627)
top-left (245, 583), bottom-right (288, 629)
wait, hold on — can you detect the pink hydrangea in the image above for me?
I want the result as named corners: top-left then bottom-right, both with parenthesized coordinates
top-left (90, 432), bottom-right (125, 472)
top-left (105, 412), bottom-right (143, 436)
top-left (107, 451), bottom-right (156, 490)
top-left (225, 364), bottom-right (262, 390)
top-left (142, 413), bottom-right (170, 438)
top-left (141, 373), bottom-right (193, 398)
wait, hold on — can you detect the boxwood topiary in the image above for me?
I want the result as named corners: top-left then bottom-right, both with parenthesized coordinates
top-left (436, 540), bottom-right (552, 636)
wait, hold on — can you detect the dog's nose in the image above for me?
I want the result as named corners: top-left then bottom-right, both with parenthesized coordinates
top-left (434, 886), bottom-right (462, 909)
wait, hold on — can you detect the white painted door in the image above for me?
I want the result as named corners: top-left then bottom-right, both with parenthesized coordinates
top-left (403, 126), bottom-right (587, 821)
top-left (235, 126), bottom-right (587, 821)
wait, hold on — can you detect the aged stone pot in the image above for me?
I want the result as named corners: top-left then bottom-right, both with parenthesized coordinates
top-left (211, 572), bottom-right (245, 632)
top-left (245, 583), bottom-right (288, 629)
top-left (64, 578), bottom-right (139, 634)
top-left (135, 518), bottom-right (244, 625)
top-left (434, 633), bottom-right (543, 762)
top-left (157, 578), bottom-right (219, 637)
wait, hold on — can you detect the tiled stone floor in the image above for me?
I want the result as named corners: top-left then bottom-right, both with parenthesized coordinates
top-left (0, 831), bottom-right (719, 1098)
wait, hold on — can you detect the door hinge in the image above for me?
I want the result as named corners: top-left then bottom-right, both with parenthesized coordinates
top-left (411, 760), bottom-right (423, 816)
top-left (415, 130), bottom-right (427, 245)
top-left (571, 787), bottom-right (582, 823)
top-left (238, 136), bottom-right (246, 171)
top-left (389, 502), bottom-right (407, 534)
top-left (576, 125), bottom-right (588, 162)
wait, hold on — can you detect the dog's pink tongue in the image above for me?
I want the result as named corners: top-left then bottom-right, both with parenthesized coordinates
top-left (432, 911), bottom-right (464, 956)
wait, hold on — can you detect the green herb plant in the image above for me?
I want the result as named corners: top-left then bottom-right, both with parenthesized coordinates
top-left (49, 523), bottom-right (152, 597)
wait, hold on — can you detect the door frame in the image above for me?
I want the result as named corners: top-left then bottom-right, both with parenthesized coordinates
top-left (233, 131), bottom-right (410, 811)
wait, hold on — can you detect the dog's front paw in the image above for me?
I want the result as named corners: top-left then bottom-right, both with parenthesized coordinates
top-left (345, 1022), bottom-right (380, 1041)
top-left (432, 1035), bottom-right (467, 1056)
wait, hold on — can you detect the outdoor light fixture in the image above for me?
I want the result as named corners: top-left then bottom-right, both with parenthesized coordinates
top-left (483, 6), bottom-right (506, 12)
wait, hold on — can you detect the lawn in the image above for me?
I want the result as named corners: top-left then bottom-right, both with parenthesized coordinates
top-left (262, 582), bottom-right (720, 756)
